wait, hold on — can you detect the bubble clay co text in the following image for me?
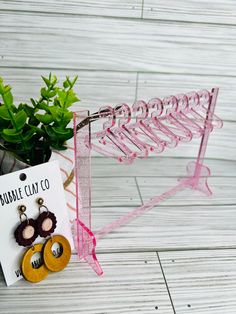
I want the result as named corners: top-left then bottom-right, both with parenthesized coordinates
top-left (0, 179), bottom-right (50, 206)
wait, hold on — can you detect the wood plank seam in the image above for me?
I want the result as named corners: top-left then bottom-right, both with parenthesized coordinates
top-left (72, 246), bottom-right (236, 255)
top-left (0, 8), bottom-right (143, 20)
top-left (157, 251), bottom-right (177, 314)
top-left (141, 0), bottom-right (145, 18)
top-left (134, 176), bottom-right (144, 205)
top-left (1, 6), bottom-right (236, 27)
top-left (93, 246), bottom-right (236, 255)
top-left (2, 66), bottom-right (236, 79)
top-left (142, 16), bottom-right (236, 27)
top-left (134, 72), bottom-right (139, 101)
top-left (93, 203), bottom-right (236, 209)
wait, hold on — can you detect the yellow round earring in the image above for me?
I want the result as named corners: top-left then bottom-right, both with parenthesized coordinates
top-left (43, 235), bottom-right (71, 272)
top-left (35, 198), bottom-right (71, 272)
top-left (21, 243), bottom-right (49, 283)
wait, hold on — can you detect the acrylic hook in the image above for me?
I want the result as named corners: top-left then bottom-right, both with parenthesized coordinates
top-left (96, 105), bottom-right (137, 162)
top-left (148, 97), bottom-right (179, 148)
top-left (186, 91), bottom-right (214, 133)
top-left (114, 103), bottom-right (132, 127)
top-left (132, 100), bottom-right (149, 121)
top-left (131, 100), bottom-right (165, 154)
top-left (175, 93), bottom-right (204, 137)
top-left (99, 106), bottom-right (116, 130)
top-left (114, 103), bottom-right (149, 158)
top-left (164, 96), bottom-right (193, 142)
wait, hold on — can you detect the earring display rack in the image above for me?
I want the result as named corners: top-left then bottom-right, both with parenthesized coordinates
top-left (73, 88), bottom-right (223, 275)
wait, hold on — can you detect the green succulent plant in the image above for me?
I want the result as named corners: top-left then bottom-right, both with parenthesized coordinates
top-left (0, 73), bottom-right (79, 165)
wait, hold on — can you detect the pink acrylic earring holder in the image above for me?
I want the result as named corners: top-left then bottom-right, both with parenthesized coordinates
top-left (73, 87), bottom-right (223, 275)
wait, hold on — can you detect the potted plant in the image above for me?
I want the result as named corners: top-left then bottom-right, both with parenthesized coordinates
top-left (0, 73), bottom-right (79, 177)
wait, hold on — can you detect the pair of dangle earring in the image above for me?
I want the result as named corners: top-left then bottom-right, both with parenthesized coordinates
top-left (14, 198), bottom-right (57, 247)
top-left (14, 198), bottom-right (71, 283)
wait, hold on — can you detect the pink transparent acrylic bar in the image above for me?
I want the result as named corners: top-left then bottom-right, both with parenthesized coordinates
top-left (73, 111), bottom-right (103, 276)
top-left (73, 88), bottom-right (223, 275)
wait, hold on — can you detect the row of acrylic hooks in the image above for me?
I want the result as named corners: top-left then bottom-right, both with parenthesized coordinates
top-left (86, 89), bottom-right (223, 164)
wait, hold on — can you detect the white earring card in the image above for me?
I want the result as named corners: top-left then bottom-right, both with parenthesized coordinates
top-left (0, 160), bottom-right (74, 286)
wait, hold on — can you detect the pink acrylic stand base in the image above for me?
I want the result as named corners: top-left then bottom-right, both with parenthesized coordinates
top-left (73, 219), bottom-right (103, 276)
top-left (183, 161), bottom-right (212, 196)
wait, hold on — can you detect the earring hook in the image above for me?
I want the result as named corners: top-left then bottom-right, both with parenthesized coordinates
top-left (37, 198), bottom-right (49, 214)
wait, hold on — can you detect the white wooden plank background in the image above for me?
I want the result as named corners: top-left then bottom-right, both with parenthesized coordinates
top-left (0, 68), bottom-right (137, 111)
top-left (0, 0), bottom-right (143, 18)
top-left (1, 12), bottom-right (236, 75)
top-left (159, 249), bottom-right (236, 313)
top-left (92, 158), bottom-right (236, 253)
top-left (92, 158), bottom-right (236, 177)
top-left (143, 0), bottom-right (236, 25)
top-left (0, 1), bottom-right (236, 313)
top-left (0, 252), bottom-right (174, 314)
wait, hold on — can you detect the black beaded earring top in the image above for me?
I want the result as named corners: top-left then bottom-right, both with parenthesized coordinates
top-left (14, 205), bottom-right (38, 247)
top-left (36, 198), bottom-right (57, 238)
